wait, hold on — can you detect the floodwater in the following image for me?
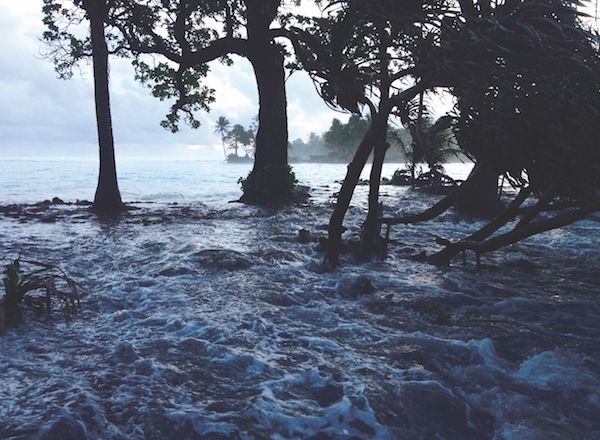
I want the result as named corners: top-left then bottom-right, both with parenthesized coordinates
top-left (0, 160), bottom-right (599, 439)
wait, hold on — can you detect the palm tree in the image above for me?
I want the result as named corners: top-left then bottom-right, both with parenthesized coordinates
top-left (228, 124), bottom-right (250, 157)
top-left (213, 116), bottom-right (230, 160)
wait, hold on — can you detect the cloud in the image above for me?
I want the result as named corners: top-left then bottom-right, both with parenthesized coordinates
top-left (0, 1), bottom-right (344, 161)
top-left (3, 1), bottom-right (592, 160)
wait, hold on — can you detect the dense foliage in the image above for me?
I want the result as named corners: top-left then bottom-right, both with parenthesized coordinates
top-left (442, 0), bottom-right (600, 201)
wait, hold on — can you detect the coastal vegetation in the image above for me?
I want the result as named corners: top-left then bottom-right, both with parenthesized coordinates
top-left (214, 116), bottom-right (256, 162)
top-left (36, 0), bottom-right (600, 265)
top-left (1, 258), bottom-right (79, 331)
top-left (2, 2), bottom-right (600, 437)
top-left (38, 0), bottom-right (600, 266)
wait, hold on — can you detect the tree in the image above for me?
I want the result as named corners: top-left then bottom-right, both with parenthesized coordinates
top-left (214, 116), bottom-right (231, 160)
top-left (298, 0), bottom-right (600, 266)
top-left (226, 124), bottom-right (255, 158)
top-left (42, 0), bottom-right (125, 213)
top-left (113, 0), bottom-right (302, 204)
top-left (323, 115), bottom-right (370, 161)
top-left (381, 0), bottom-right (600, 264)
top-left (394, 108), bottom-right (457, 185)
top-left (293, 0), bottom-right (438, 263)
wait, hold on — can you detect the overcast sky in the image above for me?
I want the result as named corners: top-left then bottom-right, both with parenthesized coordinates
top-left (6, 2), bottom-right (591, 162)
top-left (0, 1), bottom-right (348, 160)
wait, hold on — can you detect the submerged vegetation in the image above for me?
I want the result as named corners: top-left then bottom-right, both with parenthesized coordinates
top-left (291, 0), bottom-right (600, 264)
top-left (1, 258), bottom-right (79, 331)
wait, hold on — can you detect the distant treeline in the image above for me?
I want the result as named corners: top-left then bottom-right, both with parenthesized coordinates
top-left (289, 115), bottom-right (464, 164)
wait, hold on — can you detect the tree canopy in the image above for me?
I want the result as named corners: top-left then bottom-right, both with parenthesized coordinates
top-left (443, 0), bottom-right (600, 201)
top-left (291, 0), bottom-right (600, 264)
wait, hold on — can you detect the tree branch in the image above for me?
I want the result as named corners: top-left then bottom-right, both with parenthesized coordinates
top-left (380, 162), bottom-right (484, 225)
top-left (429, 200), bottom-right (600, 264)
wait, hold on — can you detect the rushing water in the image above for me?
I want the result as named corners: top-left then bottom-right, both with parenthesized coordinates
top-left (0, 160), bottom-right (599, 439)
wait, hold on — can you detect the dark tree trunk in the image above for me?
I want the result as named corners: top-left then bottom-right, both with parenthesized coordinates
top-left (360, 126), bottom-right (388, 251)
top-left (361, 30), bottom-right (391, 253)
top-left (240, 0), bottom-right (291, 204)
top-left (250, 45), bottom-right (288, 169)
top-left (455, 161), bottom-right (502, 217)
top-left (429, 186), bottom-right (531, 264)
top-left (87, 0), bottom-right (123, 213)
top-left (238, 45), bottom-right (291, 204)
top-left (429, 201), bottom-right (600, 265)
top-left (326, 114), bottom-right (387, 264)
top-left (3, 295), bottom-right (21, 329)
top-left (458, 0), bottom-right (477, 17)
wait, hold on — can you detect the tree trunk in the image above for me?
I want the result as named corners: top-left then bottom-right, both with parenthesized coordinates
top-left (326, 115), bottom-right (386, 264)
top-left (87, 0), bottom-right (124, 213)
top-left (240, 43), bottom-right (291, 203)
top-left (3, 294), bottom-right (21, 329)
top-left (251, 45), bottom-right (288, 169)
top-left (429, 186), bottom-right (531, 264)
top-left (429, 202), bottom-right (600, 265)
top-left (361, 30), bottom-right (391, 252)
top-left (379, 162), bottom-right (489, 226)
top-left (360, 125), bottom-right (388, 252)
top-left (454, 161), bottom-right (502, 217)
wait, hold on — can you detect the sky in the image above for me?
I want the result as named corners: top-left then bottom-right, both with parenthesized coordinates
top-left (0, 1), bottom-right (347, 161)
top-left (4, 2), bottom-right (593, 162)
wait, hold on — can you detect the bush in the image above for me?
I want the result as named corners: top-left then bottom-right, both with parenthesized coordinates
top-left (2, 258), bottom-right (79, 330)
top-left (390, 168), bottom-right (412, 186)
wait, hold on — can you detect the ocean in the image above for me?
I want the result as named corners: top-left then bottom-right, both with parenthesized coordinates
top-left (0, 159), bottom-right (473, 205)
top-left (0, 159), bottom-right (599, 439)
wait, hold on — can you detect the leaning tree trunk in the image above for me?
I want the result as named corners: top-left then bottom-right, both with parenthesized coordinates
top-left (360, 125), bottom-right (389, 253)
top-left (326, 114), bottom-right (387, 264)
top-left (454, 161), bottom-right (502, 217)
top-left (240, 43), bottom-right (291, 204)
top-left (87, 0), bottom-right (124, 213)
top-left (221, 139), bottom-right (228, 160)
